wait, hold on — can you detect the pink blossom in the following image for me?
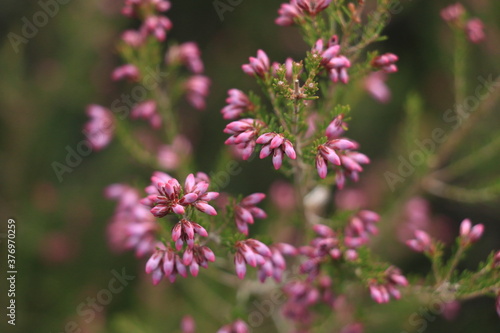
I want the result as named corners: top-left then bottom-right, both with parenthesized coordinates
top-left (344, 210), bottom-right (380, 248)
top-left (242, 50), bottom-right (270, 77)
top-left (325, 114), bottom-right (347, 139)
top-left (406, 229), bottom-right (433, 253)
top-left (141, 173), bottom-right (218, 218)
top-left (465, 18), bottom-right (485, 43)
top-left (440, 3), bottom-right (465, 23)
top-left (296, 0), bottom-right (332, 16)
top-left (217, 319), bottom-right (249, 333)
top-left (142, 15), bottom-right (172, 41)
top-left (145, 244), bottom-right (187, 284)
top-left (256, 132), bottom-right (297, 170)
top-left (84, 104), bottom-right (115, 150)
top-left (313, 38), bottom-right (341, 67)
top-left (111, 64), bottom-right (140, 81)
top-left (131, 100), bottom-right (162, 129)
top-left (315, 138), bottom-right (369, 188)
top-left (172, 218), bottom-right (208, 250)
top-left (269, 180), bottom-right (296, 211)
top-left (224, 118), bottom-right (265, 160)
top-left (221, 89), bottom-right (254, 120)
top-left (275, 0), bottom-right (302, 26)
top-left (166, 42), bottom-right (204, 73)
top-left (282, 280), bottom-right (321, 326)
top-left (369, 266), bottom-right (408, 303)
top-left (185, 75), bottom-right (210, 110)
top-left (157, 136), bottom-right (192, 170)
top-left (105, 184), bottom-right (158, 257)
top-left (121, 30), bottom-right (144, 47)
top-left (234, 239), bottom-right (272, 279)
top-left (365, 71), bottom-right (391, 103)
top-left (459, 218), bottom-right (484, 245)
top-left (258, 243), bottom-right (297, 282)
top-left (371, 53), bottom-right (398, 73)
top-left (182, 244), bottom-right (216, 277)
top-left (234, 193), bottom-right (267, 235)
top-left (180, 315), bottom-right (195, 333)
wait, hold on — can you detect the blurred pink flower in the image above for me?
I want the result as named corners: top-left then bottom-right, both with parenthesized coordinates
top-left (142, 15), bottom-right (172, 41)
top-left (440, 3), bottom-right (465, 23)
top-left (364, 71), bottom-right (391, 103)
top-left (465, 18), bottom-right (485, 43)
top-left (221, 89), bottom-right (254, 120)
top-left (166, 42), bottom-right (204, 74)
top-left (131, 100), bottom-right (162, 129)
top-left (111, 64), bottom-right (140, 81)
top-left (275, 0), bottom-right (302, 26)
top-left (84, 104), bottom-right (115, 151)
top-left (269, 180), bottom-right (296, 211)
top-left (185, 75), bottom-right (211, 110)
top-left (371, 53), bottom-right (398, 73)
top-left (217, 319), bottom-right (249, 333)
top-left (157, 135), bottom-right (192, 170)
top-left (180, 315), bottom-right (195, 333)
top-left (234, 239), bottom-right (272, 279)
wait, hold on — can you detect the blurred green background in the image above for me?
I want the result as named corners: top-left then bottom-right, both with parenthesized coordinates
top-left (1, 0), bottom-right (500, 332)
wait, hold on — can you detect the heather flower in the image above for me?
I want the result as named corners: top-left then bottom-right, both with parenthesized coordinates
top-left (131, 100), bottom-right (162, 129)
top-left (145, 243), bottom-right (187, 284)
top-left (296, 0), bottom-right (332, 16)
top-left (84, 104), bottom-right (115, 151)
top-left (185, 75), bottom-right (211, 110)
top-left (459, 218), bottom-right (484, 245)
top-left (121, 29), bottom-right (144, 48)
top-left (141, 172), bottom-right (218, 217)
top-left (369, 266), bottom-right (408, 303)
top-left (282, 280), bottom-right (320, 325)
top-left (325, 114), bottom-right (347, 139)
top-left (172, 218), bottom-right (208, 250)
top-left (105, 184), bottom-right (158, 257)
top-left (406, 229), bottom-right (433, 253)
top-left (180, 315), bottom-right (195, 333)
top-left (364, 71), bottom-right (391, 103)
top-left (256, 132), bottom-right (297, 170)
top-left (234, 239), bottom-right (272, 279)
top-left (224, 118), bottom-right (265, 160)
top-left (242, 49), bottom-right (270, 77)
top-left (221, 89), bottom-right (254, 120)
top-left (371, 53), bottom-right (398, 73)
top-left (465, 18), bottom-right (485, 43)
top-left (258, 243), bottom-right (297, 282)
top-left (111, 64), bottom-right (140, 81)
top-left (313, 38), bottom-right (341, 67)
top-left (315, 138), bottom-right (370, 187)
top-left (157, 136), bottom-right (192, 170)
top-left (166, 42), bottom-right (204, 74)
top-left (234, 193), bottom-right (267, 235)
top-left (217, 319), bottom-right (249, 333)
top-left (182, 244), bottom-right (216, 277)
top-left (440, 3), bottom-right (465, 23)
top-left (275, 0), bottom-right (302, 26)
top-left (142, 15), bottom-right (173, 41)
top-left (269, 180), bottom-right (296, 211)
top-left (344, 210), bottom-right (380, 248)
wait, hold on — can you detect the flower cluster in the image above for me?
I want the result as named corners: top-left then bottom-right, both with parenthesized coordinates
top-left (233, 193), bottom-right (267, 235)
top-left (105, 184), bottom-right (158, 257)
top-left (275, 0), bottom-right (332, 26)
top-left (258, 243), bottom-right (297, 283)
top-left (314, 38), bottom-right (351, 84)
top-left (224, 118), bottom-right (266, 160)
top-left (140, 172), bottom-right (218, 218)
top-left (368, 266), bottom-right (408, 304)
top-left (315, 116), bottom-right (370, 188)
top-left (440, 3), bottom-right (485, 43)
top-left (84, 105), bottom-right (115, 151)
top-left (233, 239), bottom-right (272, 279)
top-left (221, 89), bottom-right (254, 120)
top-left (257, 132), bottom-right (297, 170)
top-left (217, 319), bottom-right (249, 333)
